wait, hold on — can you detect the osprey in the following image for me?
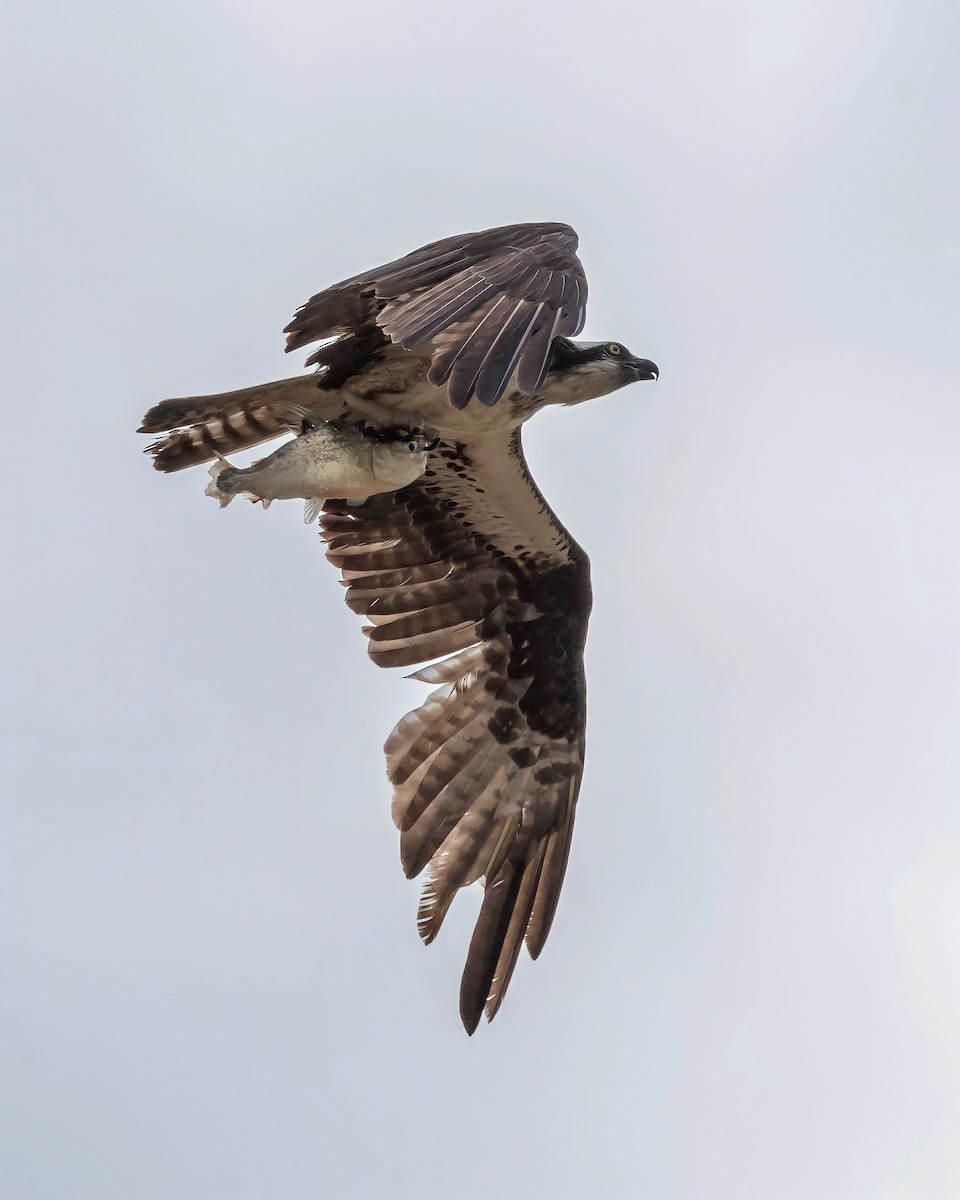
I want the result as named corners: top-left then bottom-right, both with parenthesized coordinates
top-left (140, 222), bottom-right (658, 1032)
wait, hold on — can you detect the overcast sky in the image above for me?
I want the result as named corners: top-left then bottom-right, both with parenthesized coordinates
top-left (4, 2), bottom-right (960, 1197)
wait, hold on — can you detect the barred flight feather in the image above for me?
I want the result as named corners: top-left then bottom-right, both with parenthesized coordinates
top-left (388, 679), bottom-right (496, 792)
top-left (345, 570), bottom-right (502, 618)
top-left (390, 669), bottom-right (523, 793)
top-left (394, 706), bottom-right (510, 834)
top-left (318, 424), bottom-right (590, 1031)
top-left (397, 738), bottom-right (509, 871)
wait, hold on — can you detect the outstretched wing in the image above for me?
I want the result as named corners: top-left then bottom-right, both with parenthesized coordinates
top-left (285, 222), bottom-right (587, 411)
top-left (319, 428), bottom-right (591, 1032)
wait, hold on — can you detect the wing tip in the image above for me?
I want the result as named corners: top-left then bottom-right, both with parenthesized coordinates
top-left (460, 1000), bottom-right (484, 1037)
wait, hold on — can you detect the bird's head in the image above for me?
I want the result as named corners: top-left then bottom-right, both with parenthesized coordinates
top-left (540, 338), bottom-right (659, 407)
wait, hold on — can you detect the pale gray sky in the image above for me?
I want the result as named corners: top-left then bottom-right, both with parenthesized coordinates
top-left (4, 2), bottom-right (960, 1197)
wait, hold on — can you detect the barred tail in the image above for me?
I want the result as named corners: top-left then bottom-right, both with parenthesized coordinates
top-left (139, 375), bottom-right (343, 473)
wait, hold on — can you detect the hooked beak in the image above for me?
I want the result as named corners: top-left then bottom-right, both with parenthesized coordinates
top-left (627, 357), bottom-right (659, 381)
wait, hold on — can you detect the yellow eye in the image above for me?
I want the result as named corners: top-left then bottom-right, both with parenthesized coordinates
top-left (608, 343), bottom-right (622, 356)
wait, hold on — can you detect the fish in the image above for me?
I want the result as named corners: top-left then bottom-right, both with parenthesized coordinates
top-left (204, 419), bottom-right (435, 522)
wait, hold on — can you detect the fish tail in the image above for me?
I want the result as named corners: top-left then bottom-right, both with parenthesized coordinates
top-left (204, 459), bottom-right (236, 507)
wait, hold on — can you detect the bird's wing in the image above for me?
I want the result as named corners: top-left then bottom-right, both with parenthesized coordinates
top-left (285, 222), bottom-right (588, 410)
top-left (319, 427), bottom-right (591, 1032)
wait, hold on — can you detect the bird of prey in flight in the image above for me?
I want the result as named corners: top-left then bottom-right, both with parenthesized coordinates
top-left (140, 222), bottom-right (658, 1033)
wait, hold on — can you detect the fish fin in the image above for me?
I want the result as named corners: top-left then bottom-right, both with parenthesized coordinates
top-left (204, 460), bottom-right (234, 508)
top-left (304, 497), bottom-right (322, 524)
top-left (261, 497), bottom-right (272, 510)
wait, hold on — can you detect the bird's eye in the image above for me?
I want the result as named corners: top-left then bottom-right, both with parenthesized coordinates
top-left (408, 441), bottom-right (418, 453)
top-left (607, 343), bottom-right (622, 356)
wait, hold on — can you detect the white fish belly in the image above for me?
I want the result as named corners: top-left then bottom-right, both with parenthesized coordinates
top-left (236, 455), bottom-right (368, 500)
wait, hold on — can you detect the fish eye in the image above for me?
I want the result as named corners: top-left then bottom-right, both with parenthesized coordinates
top-left (407, 441), bottom-right (419, 453)
top-left (607, 343), bottom-right (622, 356)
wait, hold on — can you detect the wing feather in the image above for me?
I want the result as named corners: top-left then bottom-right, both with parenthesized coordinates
top-left (389, 689), bottom-right (505, 795)
top-left (474, 300), bottom-right (547, 408)
top-left (525, 786), bottom-right (578, 959)
top-left (482, 842), bottom-right (548, 1025)
top-left (458, 857), bottom-right (528, 1035)
top-left (400, 745), bottom-right (509, 879)
top-left (284, 222), bottom-right (588, 409)
top-left (364, 620), bottom-right (479, 669)
top-left (319, 426), bottom-right (591, 1031)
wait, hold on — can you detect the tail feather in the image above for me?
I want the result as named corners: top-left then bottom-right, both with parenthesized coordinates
top-left (138, 375), bottom-right (324, 434)
top-left (140, 375), bottom-right (346, 473)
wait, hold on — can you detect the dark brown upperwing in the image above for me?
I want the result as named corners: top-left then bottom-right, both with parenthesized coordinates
top-left (318, 429), bottom-right (591, 1032)
top-left (284, 222), bottom-right (588, 411)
